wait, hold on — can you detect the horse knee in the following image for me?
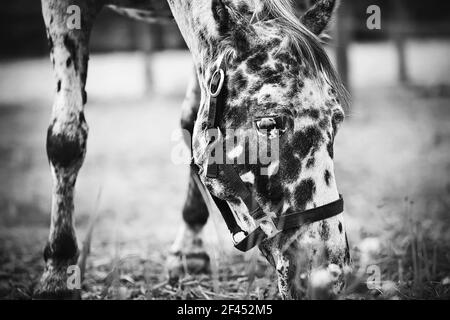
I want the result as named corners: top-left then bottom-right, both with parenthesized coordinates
top-left (183, 201), bottom-right (208, 227)
top-left (182, 173), bottom-right (209, 228)
top-left (46, 118), bottom-right (88, 170)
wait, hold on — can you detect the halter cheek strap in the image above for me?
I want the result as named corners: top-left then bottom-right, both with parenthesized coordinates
top-left (192, 57), bottom-right (345, 252)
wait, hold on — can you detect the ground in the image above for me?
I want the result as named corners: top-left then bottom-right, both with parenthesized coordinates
top-left (0, 46), bottom-right (450, 299)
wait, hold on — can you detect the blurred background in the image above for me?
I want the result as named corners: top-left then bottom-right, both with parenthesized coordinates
top-left (0, 0), bottom-right (449, 299)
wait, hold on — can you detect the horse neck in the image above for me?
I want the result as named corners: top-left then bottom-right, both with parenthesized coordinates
top-left (167, 1), bottom-right (219, 66)
top-left (166, 0), bottom-right (266, 70)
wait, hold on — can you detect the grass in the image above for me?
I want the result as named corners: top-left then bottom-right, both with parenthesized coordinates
top-left (81, 254), bottom-right (278, 300)
top-left (65, 194), bottom-right (450, 300)
top-left (77, 210), bottom-right (450, 300)
top-left (1, 195), bottom-right (450, 300)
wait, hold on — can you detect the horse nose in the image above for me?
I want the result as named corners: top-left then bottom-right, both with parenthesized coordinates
top-left (260, 225), bottom-right (349, 299)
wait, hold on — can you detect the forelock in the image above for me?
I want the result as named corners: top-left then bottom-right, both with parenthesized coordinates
top-left (218, 0), bottom-right (349, 109)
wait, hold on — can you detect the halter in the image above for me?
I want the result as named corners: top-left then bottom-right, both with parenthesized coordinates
top-left (192, 55), bottom-right (344, 252)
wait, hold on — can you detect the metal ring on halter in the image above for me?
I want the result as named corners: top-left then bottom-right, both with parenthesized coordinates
top-left (209, 69), bottom-right (225, 98)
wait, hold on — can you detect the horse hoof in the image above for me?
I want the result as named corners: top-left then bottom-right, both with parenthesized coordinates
top-left (33, 287), bottom-right (81, 300)
top-left (34, 266), bottom-right (82, 300)
top-left (166, 251), bottom-right (211, 284)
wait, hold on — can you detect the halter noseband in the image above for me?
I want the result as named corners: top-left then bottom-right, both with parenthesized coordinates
top-left (192, 56), bottom-right (344, 252)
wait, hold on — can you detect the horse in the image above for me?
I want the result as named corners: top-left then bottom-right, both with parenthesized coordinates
top-left (37, 0), bottom-right (351, 299)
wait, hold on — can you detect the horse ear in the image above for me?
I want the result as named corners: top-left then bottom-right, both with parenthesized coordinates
top-left (297, 0), bottom-right (338, 35)
top-left (211, 0), bottom-right (230, 35)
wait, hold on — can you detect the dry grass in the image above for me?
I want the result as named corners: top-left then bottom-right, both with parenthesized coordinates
top-left (81, 253), bottom-right (279, 300)
top-left (2, 213), bottom-right (449, 300)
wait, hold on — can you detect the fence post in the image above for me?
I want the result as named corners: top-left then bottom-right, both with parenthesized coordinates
top-left (392, 0), bottom-right (409, 84)
top-left (336, 0), bottom-right (351, 94)
top-left (132, 22), bottom-right (164, 96)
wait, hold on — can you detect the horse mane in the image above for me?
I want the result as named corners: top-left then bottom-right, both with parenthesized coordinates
top-left (227, 0), bottom-right (349, 109)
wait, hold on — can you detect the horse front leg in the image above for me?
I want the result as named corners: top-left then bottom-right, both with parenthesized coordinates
top-left (166, 68), bottom-right (211, 283)
top-left (35, 0), bottom-right (102, 299)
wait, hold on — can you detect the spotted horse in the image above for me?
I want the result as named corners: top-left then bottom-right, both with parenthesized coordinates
top-left (38, 0), bottom-right (351, 299)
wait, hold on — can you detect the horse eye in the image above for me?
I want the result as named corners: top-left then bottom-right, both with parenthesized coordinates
top-left (331, 110), bottom-right (345, 133)
top-left (256, 117), bottom-right (277, 130)
top-left (255, 116), bottom-right (288, 138)
top-left (332, 110), bottom-right (345, 125)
